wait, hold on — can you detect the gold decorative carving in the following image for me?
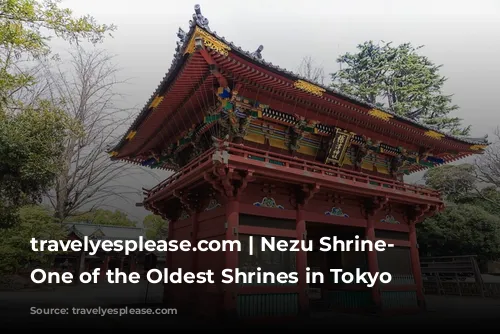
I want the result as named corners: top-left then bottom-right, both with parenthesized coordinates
top-left (293, 80), bottom-right (325, 97)
top-left (149, 95), bottom-right (164, 109)
top-left (126, 131), bottom-right (137, 140)
top-left (109, 151), bottom-right (118, 157)
top-left (368, 109), bottom-right (393, 121)
top-left (184, 27), bottom-right (231, 56)
top-left (470, 144), bottom-right (487, 151)
top-left (424, 130), bottom-right (445, 140)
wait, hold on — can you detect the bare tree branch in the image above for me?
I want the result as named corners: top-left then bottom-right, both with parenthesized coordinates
top-left (38, 46), bottom-right (160, 220)
top-left (474, 127), bottom-right (500, 208)
top-left (297, 56), bottom-right (325, 85)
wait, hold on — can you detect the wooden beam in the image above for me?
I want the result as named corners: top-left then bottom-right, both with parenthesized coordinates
top-left (199, 48), bottom-right (228, 87)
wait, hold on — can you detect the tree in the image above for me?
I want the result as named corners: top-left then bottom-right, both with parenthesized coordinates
top-left (0, 0), bottom-right (116, 108)
top-left (298, 56), bottom-right (325, 85)
top-left (422, 133), bottom-right (500, 213)
top-left (0, 205), bottom-right (66, 273)
top-left (418, 204), bottom-right (500, 262)
top-left (0, 105), bottom-right (78, 227)
top-left (331, 41), bottom-right (469, 135)
top-left (471, 187), bottom-right (500, 215)
top-left (0, 0), bottom-right (114, 227)
top-left (423, 164), bottom-right (476, 202)
top-left (421, 153), bottom-right (500, 259)
top-left (475, 128), bottom-right (500, 211)
top-left (143, 214), bottom-right (169, 240)
top-left (41, 47), bottom-right (144, 220)
top-left (65, 209), bottom-right (136, 227)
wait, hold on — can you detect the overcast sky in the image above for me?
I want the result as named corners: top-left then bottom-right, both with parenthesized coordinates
top-left (57, 0), bottom-right (500, 223)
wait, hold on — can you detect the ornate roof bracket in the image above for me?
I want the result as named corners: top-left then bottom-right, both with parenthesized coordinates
top-left (205, 168), bottom-right (255, 200)
top-left (409, 204), bottom-right (431, 224)
top-left (301, 183), bottom-right (320, 206)
top-left (198, 45), bottom-right (228, 86)
top-left (363, 196), bottom-right (389, 217)
top-left (407, 203), bottom-right (443, 225)
top-left (173, 188), bottom-right (202, 213)
top-left (184, 27), bottom-right (231, 56)
top-left (289, 183), bottom-right (320, 209)
top-left (236, 170), bottom-right (255, 198)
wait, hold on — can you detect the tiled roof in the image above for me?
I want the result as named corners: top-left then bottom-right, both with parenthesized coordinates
top-left (66, 222), bottom-right (145, 241)
top-left (109, 4), bottom-right (488, 154)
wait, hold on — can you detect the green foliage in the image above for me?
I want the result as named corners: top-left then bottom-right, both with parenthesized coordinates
top-left (423, 164), bottom-right (476, 201)
top-left (0, 105), bottom-right (79, 227)
top-left (0, 0), bottom-right (116, 108)
top-left (143, 214), bottom-right (169, 240)
top-left (459, 187), bottom-right (500, 216)
top-left (418, 204), bottom-right (500, 261)
top-left (421, 164), bottom-right (500, 260)
top-left (66, 209), bottom-right (136, 227)
top-left (0, 205), bottom-right (66, 273)
top-left (331, 41), bottom-right (469, 135)
top-left (0, 0), bottom-right (115, 54)
top-left (424, 163), bottom-right (500, 214)
top-left (0, 0), bottom-right (113, 227)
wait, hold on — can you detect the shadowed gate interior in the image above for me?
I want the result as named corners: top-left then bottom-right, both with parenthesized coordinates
top-left (308, 225), bottom-right (416, 312)
top-left (307, 223), bottom-right (371, 312)
top-left (236, 215), bottom-right (417, 316)
top-left (237, 214), bottom-right (298, 317)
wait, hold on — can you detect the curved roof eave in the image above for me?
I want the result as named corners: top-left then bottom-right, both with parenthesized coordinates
top-left (208, 29), bottom-right (488, 146)
top-left (109, 6), bottom-right (489, 156)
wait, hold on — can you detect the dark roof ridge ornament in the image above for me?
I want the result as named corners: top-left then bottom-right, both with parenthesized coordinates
top-left (175, 27), bottom-right (188, 53)
top-left (190, 4), bottom-right (209, 30)
top-left (251, 45), bottom-right (264, 59)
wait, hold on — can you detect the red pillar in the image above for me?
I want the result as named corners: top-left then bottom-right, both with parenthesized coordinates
top-left (409, 222), bottom-right (425, 309)
top-left (366, 218), bottom-right (381, 310)
top-left (77, 250), bottom-right (86, 278)
top-left (224, 198), bottom-right (239, 317)
top-left (164, 219), bottom-right (176, 304)
top-left (190, 212), bottom-right (200, 310)
top-left (99, 255), bottom-right (110, 281)
top-left (119, 257), bottom-right (125, 272)
top-left (166, 220), bottom-right (176, 270)
top-left (296, 207), bottom-right (308, 314)
top-left (130, 254), bottom-right (137, 273)
top-left (191, 213), bottom-right (200, 272)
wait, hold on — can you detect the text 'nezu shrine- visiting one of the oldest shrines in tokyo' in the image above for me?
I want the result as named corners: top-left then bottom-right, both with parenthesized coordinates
top-left (108, 4), bottom-right (489, 319)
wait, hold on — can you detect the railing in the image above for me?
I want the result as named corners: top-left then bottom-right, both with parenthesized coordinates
top-left (146, 147), bottom-right (215, 198)
top-left (225, 142), bottom-right (440, 199)
top-left (146, 143), bottom-right (441, 201)
top-left (421, 255), bottom-right (485, 297)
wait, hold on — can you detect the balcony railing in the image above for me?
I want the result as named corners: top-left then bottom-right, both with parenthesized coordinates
top-left (225, 142), bottom-right (440, 199)
top-left (146, 143), bottom-right (441, 202)
top-left (146, 147), bottom-right (215, 198)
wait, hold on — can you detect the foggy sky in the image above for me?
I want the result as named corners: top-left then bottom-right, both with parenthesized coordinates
top-left (57, 0), bottom-right (500, 223)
